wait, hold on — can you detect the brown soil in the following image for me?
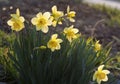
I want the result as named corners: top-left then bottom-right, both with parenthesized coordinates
top-left (0, 0), bottom-right (120, 83)
top-left (0, 0), bottom-right (120, 54)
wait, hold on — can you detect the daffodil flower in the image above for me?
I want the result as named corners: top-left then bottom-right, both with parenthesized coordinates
top-left (63, 25), bottom-right (79, 42)
top-left (66, 6), bottom-right (76, 22)
top-left (7, 8), bottom-right (25, 31)
top-left (47, 34), bottom-right (63, 52)
top-left (94, 40), bottom-right (101, 52)
top-left (51, 5), bottom-right (64, 27)
top-left (93, 65), bottom-right (110, 84)
top-left (31, 12), bottom-right (52, 33)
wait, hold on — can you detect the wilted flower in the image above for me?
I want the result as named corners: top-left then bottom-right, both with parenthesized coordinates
top-left (66, 6), bottom-right (76, 22)
top-left (64, 25), bottom-right (79, 42)
top-left (47, 34), bottom-right (63, 52)
top-left (31, 12), bottom-right (52, 33)
top-left (51, 5), bottom-right (64, 27)
top-left (93, 65), bottom-right (110, 84)
top-left (7, 8), bottom-right (25, 31)
top-left (94, 40), bottom-right (101, 52)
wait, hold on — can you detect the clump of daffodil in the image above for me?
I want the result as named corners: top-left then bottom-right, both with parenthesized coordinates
top-left (47, 34), bottom-right (63, 52)
top-left (65, 6), bottom-right (76, 22)
top-left (31, 12), bottom-right (52, 33)
top-left (93, 65), bottom-right (110, 84)
top-left (94, 40), bottom-right (102, 52)
top-left (51, 5), bottom-right (64, 27)
top-left (7, 8), bottom-right (25, 31)
top-left (63, 25), bottom-right (79, 43)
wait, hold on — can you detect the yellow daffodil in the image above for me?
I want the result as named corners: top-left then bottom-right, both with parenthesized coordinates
top-left (51, 5), bottom-right (64, 27)
top-left (66, 6), bottom-right (76, 22)
top-left (94, 40), bottom-right (101, 52)
top-left (47, 34), bottom-right (63, 52)
top-left (63, 25), bottom-right (79, 42)
top-left (7, 8), bottom-right (25, 31)
top-left (93, 65), bottom-right (110, 84)
top-left (31, 12), bottom-right (52, 33)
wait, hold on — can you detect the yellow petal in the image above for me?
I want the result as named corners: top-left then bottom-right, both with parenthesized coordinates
top-left (36, 12), bottom-right (42, 17)
top-left (41, 26), bottom-right (48, 33)
top-left (47, 42), bottom-right (50, 48)
top-left (51, 48), bottom-right (55, 52)
top-left (31, 17), bottom-right (38, 25)
top-left (47, 19), bottom-right (52, 26)
top-left (52, 5), bottom-right (57, 13)
top-left (98, 65), bottom-right (104, 71)
top-left (63, 28), bottom-right (68, 33)
top-left (69, 18), bottom-right (75, 22)
top-left (7, 20), bottom-right (13, 26)
top-left (52, 21), bottom-right (57, 27)
top-left (73, 29), bottom-right (79, 33)
top-left (56, 44), bottom-right (60, 49)
top-left (11, 14), bottom-right (18, 19)
top-left (102, 76), bottom-right (108, 81)
top-left (93, 71), bottom-right (97, 81)
top-left (102, 70), bottom-right (110, 74)
top-left (67, 36), bottom-right (72, 42)
top-left (67, 5), bottom-right (70, 13)
top-left (97, 78), bottom-right (101, 84)
top-left (52, 34), bottom-right (58, 39)
top-left (70, 11), bottom-right (76, 17)
top-left (70, 25), bottom-right (74, 28)
top-left (43, 12), bottom-right (51, 19)
top-left (16, 8), bottom-right (20, 16)
top-left (57, 39), bottom-right (63, 43)
top-left (36, 26), bottom-right (42, 31)
top-left (19, 16), bottom-right (25, 22)
top-left (58, 21), bottom-right (62, 24)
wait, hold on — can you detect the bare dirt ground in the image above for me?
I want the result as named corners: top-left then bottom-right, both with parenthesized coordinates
top-left (0, 0), bottom-right (120, 83)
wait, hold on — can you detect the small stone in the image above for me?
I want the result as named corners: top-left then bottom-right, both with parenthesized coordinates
top-left (9, 6), bottom-right (13, 10)
top-left (2, 7), bottom-right (7, 11)
top-left (0, 82), bottom-right (6, 84)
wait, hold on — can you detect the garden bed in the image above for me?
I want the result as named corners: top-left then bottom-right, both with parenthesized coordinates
top-left (0, 0), bottom-right (120, 83)
top-left (0, 0), bottom-right (120, 54)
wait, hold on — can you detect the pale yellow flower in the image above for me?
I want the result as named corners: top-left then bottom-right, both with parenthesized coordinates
top-left (7, 8), bottom-right (25, 31)
top-left (31, 12), bottom-right (52, 33)
top-left (66, 6), bottom-right (76, 22)
top-left (51, 5), bottom-right (64, 27)
top-left (94, 40), bottom-right (101, 52)
top-left (47, 34), bottom-right (63, 52)
top-left (93, 65), bottom-right (110, 84)
top-left (64, 25), bottom-right (79, 42)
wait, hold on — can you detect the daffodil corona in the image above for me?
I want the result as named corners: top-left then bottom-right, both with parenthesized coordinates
top-left (7, 8), bottom-right (25, 31)
top-left (93, 65), bottom-right (110, 84)
top-left (66, 6), bottom-right (76, 22)
top-left (51, 5), bottom-right (64, 27)
top-left (64, 25), bottom-right (79, 42)
top-left (31, 12), bottom-right (52, 33)
top-left (47, 34), bottom-right (63, 52)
